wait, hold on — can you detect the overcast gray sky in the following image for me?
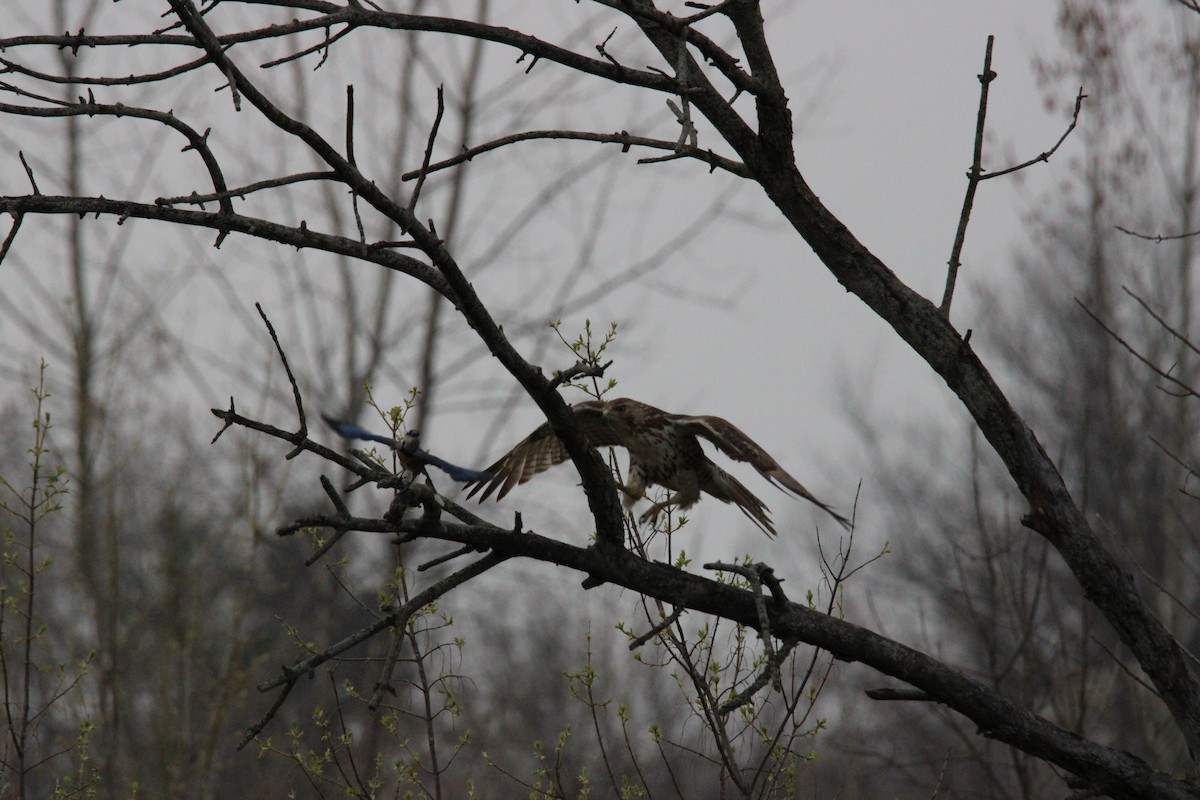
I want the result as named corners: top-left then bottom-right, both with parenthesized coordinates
top-left (0, 2), bottom-right (1072, 575)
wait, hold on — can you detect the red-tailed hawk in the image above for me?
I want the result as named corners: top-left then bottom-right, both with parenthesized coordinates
top-left (465, 398), bottom-right (850, 535)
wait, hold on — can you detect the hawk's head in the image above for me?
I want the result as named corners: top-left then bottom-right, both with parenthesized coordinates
top-left (601, 397), bottom-right (639, 432)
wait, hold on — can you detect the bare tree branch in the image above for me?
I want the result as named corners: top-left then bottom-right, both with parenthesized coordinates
top-left (0, 89), bottom-right (235, 217)
top-left (1116, 224), bottom-right (1200, 242)
top-left (1076, 299), bottom-right (1200, 400)
top-left (155, 170), bottom-right (343, 208)
top-left (1124, 285), bottom-right (1200, 362)
top-left (407, 85), bottom-right (445, 215)
top-left (0, 212), bottom-right (23, 268)
top-left (0, 194), bottom-right (456, 297)
top-left (398, 129), bottom-right (750, 181)
top-left (980, 86), bottom-right (1086, 180)
top-left (941, 55), bottom-right (1083, 315)
top-left (940, 36), bottom-right (996, 317)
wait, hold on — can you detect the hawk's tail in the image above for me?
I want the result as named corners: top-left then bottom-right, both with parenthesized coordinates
top-left (705, 465), bottom-right (777, 537)
top-left (762, 469), bottom-right (852, 530)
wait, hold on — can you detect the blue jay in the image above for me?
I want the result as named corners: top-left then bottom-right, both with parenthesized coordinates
top-left (321, 414), bottom-right (492, 483)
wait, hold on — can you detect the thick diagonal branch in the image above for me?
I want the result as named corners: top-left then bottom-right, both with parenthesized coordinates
top-left (733, 6), bottom-right (1200, 758)
top-left (612, 0), bottom-right (1200, 761)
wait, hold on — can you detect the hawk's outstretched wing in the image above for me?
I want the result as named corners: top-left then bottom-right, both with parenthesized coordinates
top-left (466, 401), bottom-right (622, 502)
top-left (676, 414), bottom-right (851, 530)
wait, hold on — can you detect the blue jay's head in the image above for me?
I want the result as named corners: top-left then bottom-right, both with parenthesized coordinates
top-left (399, 429), bottom-right (421, 455)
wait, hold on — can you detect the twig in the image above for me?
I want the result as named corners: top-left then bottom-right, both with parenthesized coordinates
top-left (1090, 635), bottom-right (1161, 699)
top-left (681, 1), bottom-right (741, 26)
top-left (1123, 285), bottom-right (1200, 361)
top-left (276, 512), bottom-right (395, 539)
top-left (940, 46), bottom-right (1086, 316)
top-left (705, 561), bottom-right (783, 695)
top-left (17, 151), bottom-right (39, 194)
top-left (1148, 434), bottom-right (1200, 502)
top-left (156, 170), bottom-right (342, 207)
top-left (209, 397), bottom-right (237, 444)
top-left (980, 86), bottom-right (1086, 180)
top-left (368, 625), bottom-right (405, 710)
top-left (218, 61), bottom-right (243, 111)
top-left (304, 527), bottom-right (351, 565)
top-left (259, 23), bottom-right (355, 70)
top-left (254, 303), bottom-right (308, 455)
top-left (547, 359), bottom-right (613, 393)
top-left (346, 85), bottom-right (366, 242)
top-left (1076, 299), bottom-right (1200, 400)
top-left (668, 36), bottom-right (698, 151)
top-left (328, 673), bottom-right (369, 791)
top-left (299, 476), bottom-right (355, 565)
top-left (237, 667), bottom-right (298, 749)
top-left (1115, 224), bottom-right (1200, 242)
top-left (242, 550), bottom-right (507, 748)
top-left (1, 89), bottom-right (234, 225)
top-left (940, 36), bottom-right (995, 318)
top-left (417, 544), bottom-right (483, 572)
top-left (0, 212), bottom-right (23, 268)
top-left (0, 195), bottom-right (456, 299)
top-left (6, 9), bottom-right (684, 96)
top-left (593, 0), bottom-right (758, 95)
top-left (864, 687), bottom-right (932, 702)
top-left (398, 129), bottom-right (749, 180)
top-left (0, 52), bottom-right (212, 86)
top-left (717, 638), bottom-right (799, 716)
top-left (596, 26), bottom-right (621, 66)
top-left (212, 403), bottom-right (377, 480)
top-left (407, 85), bottom-right (445, 216)
top-left (930, 747), bottom-right (953, 799)
top-left (627, 605), bottom-right (685, 650)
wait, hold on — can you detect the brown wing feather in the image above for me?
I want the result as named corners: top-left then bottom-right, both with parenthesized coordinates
top-left (466, 401), bottom-right (622, 502)
top-left (700, 463), bottom-right (777, 537)
top-left (679, 414), bottom-right (851, 530)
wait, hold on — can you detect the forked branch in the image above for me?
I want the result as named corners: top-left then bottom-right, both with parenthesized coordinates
top-left (940, 36), bottom-right (1085, 317)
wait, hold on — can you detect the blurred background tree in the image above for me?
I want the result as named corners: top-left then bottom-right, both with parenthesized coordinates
top-left (822, 2), bottom-right (1200, 797)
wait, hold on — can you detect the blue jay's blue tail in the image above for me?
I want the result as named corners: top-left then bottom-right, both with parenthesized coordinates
top-left (322, 414), bottom-right (493, 483)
